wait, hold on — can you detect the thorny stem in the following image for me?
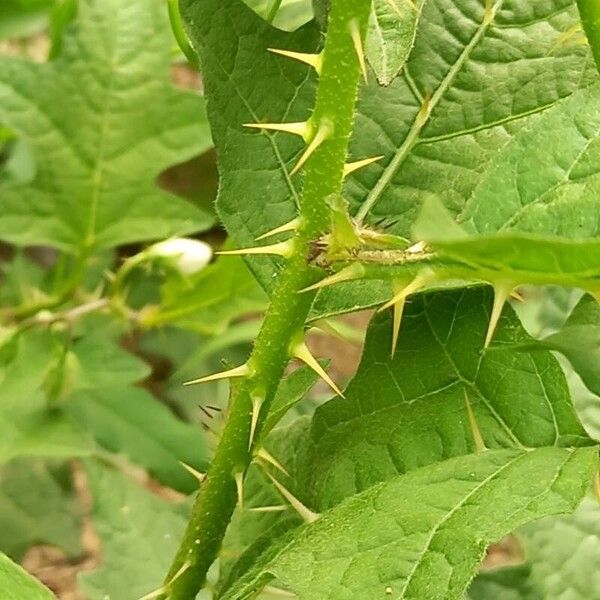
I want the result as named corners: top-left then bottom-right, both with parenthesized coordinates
top-left (577, 0), bottom-right (600, 73)
top-left (161, 0), bottom-right (372, 597)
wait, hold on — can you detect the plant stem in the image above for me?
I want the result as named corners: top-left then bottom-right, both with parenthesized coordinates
top-left (161, 1), bottom-right (371, 597)
top-left (266, 0), bottom-right (284, 23)
top-left (577, 0), bottom-right (600, 73)
top-left (167, 0), bottom-right (200, 70)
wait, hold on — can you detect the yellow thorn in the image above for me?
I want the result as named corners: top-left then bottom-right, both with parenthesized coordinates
top-left (256, 217), bottom-right (300, 241)
top-left (379, 271), bottom-right (433, 312)
top-left (343, 155), bottom-right (385, 178)
top-left (299, 263), bottom-right (366, 293)
top-left (248, 505), bottom-right (288, 513)
top-left (234, 471), bottom-right (245, 509)
top-left (268, 48), bottom-right (323, 73)
top-left (256, 447), bottom-right (289, 477)
top-left (510, 289), bottom-right (525, 303)
top-left (217, 240), bottom-right (293, 258)
top-left (349, 19), bottom-right (368, 82)
top-left (464, 390), bottom-right (487, 453)
top-left (248, 395), bottom-right (264, 450)
top-left (291, 340), bottom-right (344, 398)
top-left (261, 585), bottom-right (298, 598)
top-left (391, 280), bottom-right (407, 358)
top-left (243, 121), bottom-right (311, 142)
top-left (290, 121), bottom-right (332, 176)
top-left (485, 283), bottom-right (512, 348)
top-left (179, 461), bottom-right (206, 484)
top-left (136, 561), bottom-right (190, 600)
top-left (137, 588), bottom-right (166, 600)
top-left (264, 471), bottom-right (319, 524)
top-left (184, 363), bottom-right (251, 386)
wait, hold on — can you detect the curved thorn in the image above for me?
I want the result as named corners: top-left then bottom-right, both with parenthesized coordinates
top-left (268, 48), bottom-right (323, 73)
top-left (379, 271), bottom-right (432, 312)
top-left (264, 471), bottom-right (319, 524)
top-left (291, 341), bottom-right (344, 398)
top-left (234, 471), bottom-right (245, 510)
top-left (256, 218), bottom-right (300, 241)
top-left (184, 363), bottom-right (250, 386)
top-left (299, 263), bottom-right (366, 293)
top-left (343, 155), bottom-right (385, 178)
top-left (243, 121), bottom-right (311, 142)
top-left (349, 19), bottom-right (368, 82)
top-left (248, 395), bottom-right (264, 450)
top-left (290, 122), bottom-right (332, 176)
top-left (179, 461), bottom-right (206, 485)
top-left (217, 240), bottom-right (293, 258)
top-left (256, 447), bottom-right (289, 476)
top-left (485, 283), bottom-right (512, 348)
top-left (464, 390), bottom-right (487, 453)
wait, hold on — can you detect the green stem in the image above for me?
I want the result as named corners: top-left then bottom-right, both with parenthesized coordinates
top-left (266, 0), bottom-right (284, 23)
top-left (167, 0), bottom-right (200, 70)
top-left (577, 0), bottom-right (600, 73)
top-left (161, 1), bottom-right (371, 597)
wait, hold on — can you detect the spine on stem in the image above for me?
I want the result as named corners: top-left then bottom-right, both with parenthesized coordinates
top-left (160, 1), bottom-right (372, 598)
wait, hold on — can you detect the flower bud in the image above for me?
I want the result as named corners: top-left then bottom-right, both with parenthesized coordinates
top-left (149, 238), bottom-right (213, 275)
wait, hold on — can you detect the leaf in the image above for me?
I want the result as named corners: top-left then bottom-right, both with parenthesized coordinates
top-left (468, 565), bottom-right (543, 600)
top-left (301, 287), bottom-right (592, 510)
top-left (0, 330), bottom-right (93, 464)
top-left (184, 0), bottom-right (595, 315)
top-left (0, 0), bottom-right (213, 252)
top-left (534, 294), bottom-right (600, 397)
top-left (367, 0), bottom-right (425, 86)
top-left (518, 497), bottom-right (600, 599)
top-left (0, 459), bottom-right (82, 561)
top-left (64, 332), bottom-right (209, 493)
top-left (79, 460), bottom-right (188, 600)
top-left (221, 447), bottom-right (598, 600)
top-left (460, 84), bottom-right (600, 239)
top-left (0, 550), bottom-right (57, 600)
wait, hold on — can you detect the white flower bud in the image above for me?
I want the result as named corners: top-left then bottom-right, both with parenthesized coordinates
top-left (149, 238), bottom-right (213, 275)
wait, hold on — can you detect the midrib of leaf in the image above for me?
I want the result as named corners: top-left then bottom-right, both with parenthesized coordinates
top-left (355, 0), bottom-right (503, 223)
top-left (398, 451), bottom-right (528, 597)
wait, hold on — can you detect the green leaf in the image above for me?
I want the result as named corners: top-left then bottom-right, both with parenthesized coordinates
top-left (0, 330), bottom-right (93, 464)
top-left (64, 332), bottom-right (209, 493)
top-left (519, 497), bottom-right (600, 599)
top-left (0, 459), bottom-right (82, 561)
top-left (79, 460), bottom-right (188, 600)
top-left (460, 84), bottom-right (600, 239)
top-left (0, 551), bottom-right (57, 600)
top-left (221, 447), bottom-right (598, 600)
top-left (0, 0), bottom-right (213, 252)
top-left (301, 288), bottom-right (591, 510)
top-left (366, 0), bottom-right (425, 86)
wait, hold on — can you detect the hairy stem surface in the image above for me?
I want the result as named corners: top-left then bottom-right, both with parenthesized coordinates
top-left (162, 1), bottom-right (371, 597)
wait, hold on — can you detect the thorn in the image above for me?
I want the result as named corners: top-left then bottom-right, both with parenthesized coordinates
top-left (299, 263), bottom-right (366, 293)
top-left (291, 340), bottom-right (344, 398)
top-left (379, 271), bottom-right (432, 312)
top-left (248, 505), bottom-right (288, 513)
top-left (199, 405), bottom-right (215, 419)
top-left (136, 561), bottom-right (191, 600)
top-left (217, 240), bottom-right (293, 258)
top-left (349, 19), bottom-right (368, 82)
top-left (290, 121), bottom-right (332, 176)
top-left (264, 471), bottom-right (319, 524)
top-left (179, 461), bottom-right (206, 485)
top-left (407, 240), bottom-right (427, 254)
top-left (343, 156), bottom-right (385, 178)
top-left (256, 218), bottom-right (300, 241)
top-left (485, 283), bottom-right (512, 348)
top-left (268, 48), bottom-right (323, 73)
top-left (234, 470), bottom-right (245, 509)
top-left (184, 363), bottom-right (251, 386)
top-left (256, 447), bottom-right (289, 477)
top-left (391, 280), bottom-right (406, 358)
top-left (464, 390), bottom-right (487, 453)
top-left (510, 289), bottom-right (525, 303)
top-left (261, 585), bottom-right (298, 598)
top-left (416, 90), bottom-right (432, 126)
top-left (243, 121), bottom-right (311, 142)
top-left (249, 395), bottom-right (264, 450)
top-left (137, 587), bottom-right (166, 600)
